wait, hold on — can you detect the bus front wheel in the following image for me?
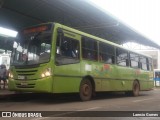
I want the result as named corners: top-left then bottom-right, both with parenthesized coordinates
top-left (125, 81), bottom-right (140, 96)
top-left (79, 79), bottom-right (92, 101)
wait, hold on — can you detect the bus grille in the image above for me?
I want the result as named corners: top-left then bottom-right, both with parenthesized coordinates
top-left (16, 83), bottom-right (35, 88)
top-left (15, 69), bottom-right (38, 81)
top-left (16, 70), bottom-right (38, 76)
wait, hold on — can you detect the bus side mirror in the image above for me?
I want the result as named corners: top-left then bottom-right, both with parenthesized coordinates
top-left (13, 41), bottom-right (18, 48)
top-left (56, 46), bottom-right (61, 54)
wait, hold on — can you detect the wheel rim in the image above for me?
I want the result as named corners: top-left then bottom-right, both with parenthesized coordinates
top-left (82, 84), bottom-right (91, 96)
top-left (80, 79), bottom-right (92, 101)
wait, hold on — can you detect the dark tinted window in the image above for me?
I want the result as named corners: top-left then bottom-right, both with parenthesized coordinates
top-left (82, 37), bottom-right (98, 61)
top-left (99, 42), bottom-right (115, 64)
top-left (56, 33), bottom-right (80, 65)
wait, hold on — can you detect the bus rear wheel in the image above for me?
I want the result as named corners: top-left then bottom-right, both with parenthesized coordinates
top-left (132, 81), bottom-right (140, 96)
top-left (125, 81), bottom-right (140, 96)
top-left (79, 79), bottom-right (92, 101)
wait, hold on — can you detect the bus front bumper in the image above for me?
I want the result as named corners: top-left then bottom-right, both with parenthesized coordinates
top-left (8, 77), bottom-right (53, 93)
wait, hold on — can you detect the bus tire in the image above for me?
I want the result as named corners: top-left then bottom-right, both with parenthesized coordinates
top-left (132, 80), bottom-right (140, 96)
top-left (79, 79), bottom-right (92, 101)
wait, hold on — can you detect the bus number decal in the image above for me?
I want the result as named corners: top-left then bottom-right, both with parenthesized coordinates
top-left (85, 64), bottom-right (92, 71)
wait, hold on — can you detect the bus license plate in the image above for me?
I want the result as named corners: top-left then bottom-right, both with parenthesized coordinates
top-left (21, 82), bottom-right (27, 86)
top-left (18, 75), bottom-right (25, 80)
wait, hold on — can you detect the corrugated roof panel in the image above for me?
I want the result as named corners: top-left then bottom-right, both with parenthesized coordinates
top-left (0, 0), bottom-right (159, 49)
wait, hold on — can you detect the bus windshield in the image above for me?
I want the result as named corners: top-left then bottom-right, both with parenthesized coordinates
top-left (11, 32), bottom-right (52, 66)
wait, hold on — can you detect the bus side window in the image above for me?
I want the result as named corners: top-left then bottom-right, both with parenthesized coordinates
top-left (99, 42), bottom-right (115, 64)
top-left (130, 53), bottom-right (139, 68)
top-left (139, 56), bottom-right (147, 70)
top-left (55, 31), bottom-right (80, 65)
top-left (56, 31), bottom-right (63, 55)
top-left (61, 38), bottom-right (79, 58)
top-left (82, 37), bottom-right (98, 61)
top-left (116, 48), bottom-right (128, 66)
top-left (147, 58), bottom-right (153, 71)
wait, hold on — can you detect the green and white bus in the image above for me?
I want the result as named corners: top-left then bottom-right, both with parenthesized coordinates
top-left (8, 22), bottom-right (154, 101)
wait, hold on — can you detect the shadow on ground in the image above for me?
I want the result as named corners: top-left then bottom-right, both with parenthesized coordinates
top-left (0, 90), bottom-right (151, 104)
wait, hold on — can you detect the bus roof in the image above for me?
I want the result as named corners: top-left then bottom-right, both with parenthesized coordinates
top-left (55, 22), bottom-right (152, 58)
top-left (21, 22), bottom-right (152, 59)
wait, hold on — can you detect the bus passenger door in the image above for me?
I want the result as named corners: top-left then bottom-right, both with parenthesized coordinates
top-left (53, 29), bottom-right (81, 93)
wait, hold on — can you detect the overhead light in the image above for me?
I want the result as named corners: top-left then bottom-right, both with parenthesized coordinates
top-left (0, 27), bottom-right (18, 37)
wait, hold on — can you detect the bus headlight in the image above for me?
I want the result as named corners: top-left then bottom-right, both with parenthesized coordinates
top-left (9, 72), bottom-right (14, 79)
top-left (41, 68), bottom-right (52, 78)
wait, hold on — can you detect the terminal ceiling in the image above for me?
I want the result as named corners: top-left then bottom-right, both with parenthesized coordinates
top-left (0, 0), bottom-right (160, 50)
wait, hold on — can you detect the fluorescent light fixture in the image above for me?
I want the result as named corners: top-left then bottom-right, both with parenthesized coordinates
top-left (0, 27), bottom-right (18, 37)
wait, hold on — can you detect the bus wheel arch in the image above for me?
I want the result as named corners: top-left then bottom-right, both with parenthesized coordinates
top-left (79, 75), bottom-right (95, 101)
top-left (132, 80), bottom-right (140, 96)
